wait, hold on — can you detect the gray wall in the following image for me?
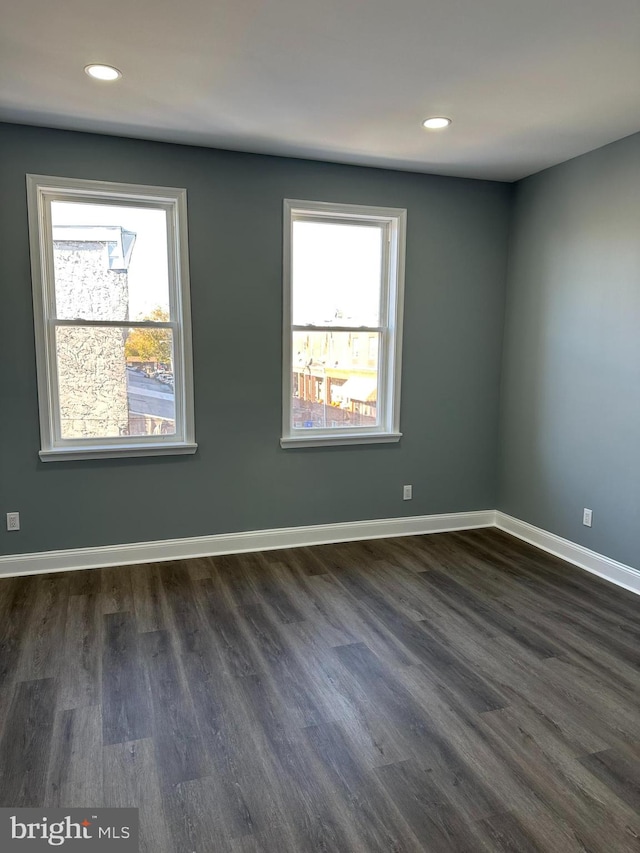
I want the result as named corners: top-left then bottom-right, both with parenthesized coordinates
top-left (499, 132), bottom-right (640, 570)
top-left (0, 123), bottom-right (511, 555)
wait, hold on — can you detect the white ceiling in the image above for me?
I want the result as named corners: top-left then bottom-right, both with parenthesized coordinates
top-left (1, 0), bottom-right (639, 181)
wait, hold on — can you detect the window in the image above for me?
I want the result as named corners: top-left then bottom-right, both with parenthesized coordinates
top-left (27, 175), bottom-right (196, 461)
top-left (282, 199), bottom-right (406, 448)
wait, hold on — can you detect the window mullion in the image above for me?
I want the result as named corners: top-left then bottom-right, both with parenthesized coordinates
top-left (292, 325), bottom-right (384, 334)
top-left (53, 319), bottom-right (177, 329)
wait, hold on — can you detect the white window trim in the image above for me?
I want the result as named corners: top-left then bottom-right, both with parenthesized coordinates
top-left (27, 174), bottom-right (197, 461)
top-left (281, 199), bottom-right (406, 449)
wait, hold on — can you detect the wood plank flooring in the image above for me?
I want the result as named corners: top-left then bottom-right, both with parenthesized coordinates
top-left (0, 528), bottom-right (639, 851)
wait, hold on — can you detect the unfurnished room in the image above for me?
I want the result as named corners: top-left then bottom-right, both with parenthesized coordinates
top-left (0, 0), bottom-right (639, 850)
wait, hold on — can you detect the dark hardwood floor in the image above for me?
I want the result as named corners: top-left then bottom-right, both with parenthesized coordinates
top-left (0, 528), bottom-right (638, 852)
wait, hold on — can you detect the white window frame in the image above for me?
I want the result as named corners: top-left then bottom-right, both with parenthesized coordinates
top-left (281, 199), bottom-right (406, 448)
top-left (26, 174), bottom-right (197, 461)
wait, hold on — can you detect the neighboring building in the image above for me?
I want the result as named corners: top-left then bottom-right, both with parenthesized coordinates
top-left (292, 330), bottom-right (378, 428)
top-left (52, 226), bottom-right (135, 439)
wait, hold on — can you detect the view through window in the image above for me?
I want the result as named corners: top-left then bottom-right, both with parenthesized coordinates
top-left (291, 220), bottom-right (382, 430)
top-left (51, 201), bottom-right (176, 439)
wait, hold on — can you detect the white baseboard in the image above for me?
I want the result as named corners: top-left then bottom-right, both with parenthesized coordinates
top-left (495, 511), bottom-right (640, 596)
top-left (2, 509), bottom-right (638, 597)
top-left (0, 510), bottom-right (495, 578)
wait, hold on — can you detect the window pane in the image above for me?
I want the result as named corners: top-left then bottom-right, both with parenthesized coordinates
top-left (55, 326), bottom-right (176, 439)
top-left (51, 201), bottom-right (169, 321)
top-left (292, 331), bottom-right (379, 430)
top-left (292, 221), bottom-right (382, 326)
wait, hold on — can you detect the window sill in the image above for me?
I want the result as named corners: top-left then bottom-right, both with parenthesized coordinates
top-left (280, 432), bottom-right (402, 449)
top-left (39, 442), bottom-right (198, 462)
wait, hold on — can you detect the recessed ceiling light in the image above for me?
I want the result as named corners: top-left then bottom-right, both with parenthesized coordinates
top-left (422, 117), bottom-right (451, 130)
top-left (85, 64), bottom-right (122, 81)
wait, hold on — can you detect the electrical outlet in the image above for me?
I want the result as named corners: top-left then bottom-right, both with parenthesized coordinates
top-left (583, 508), bottom-right (592, 527)
top-left (403, 484), bottom-right (413, 500)
top-left (6, 512), bottom-right (20, 531)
